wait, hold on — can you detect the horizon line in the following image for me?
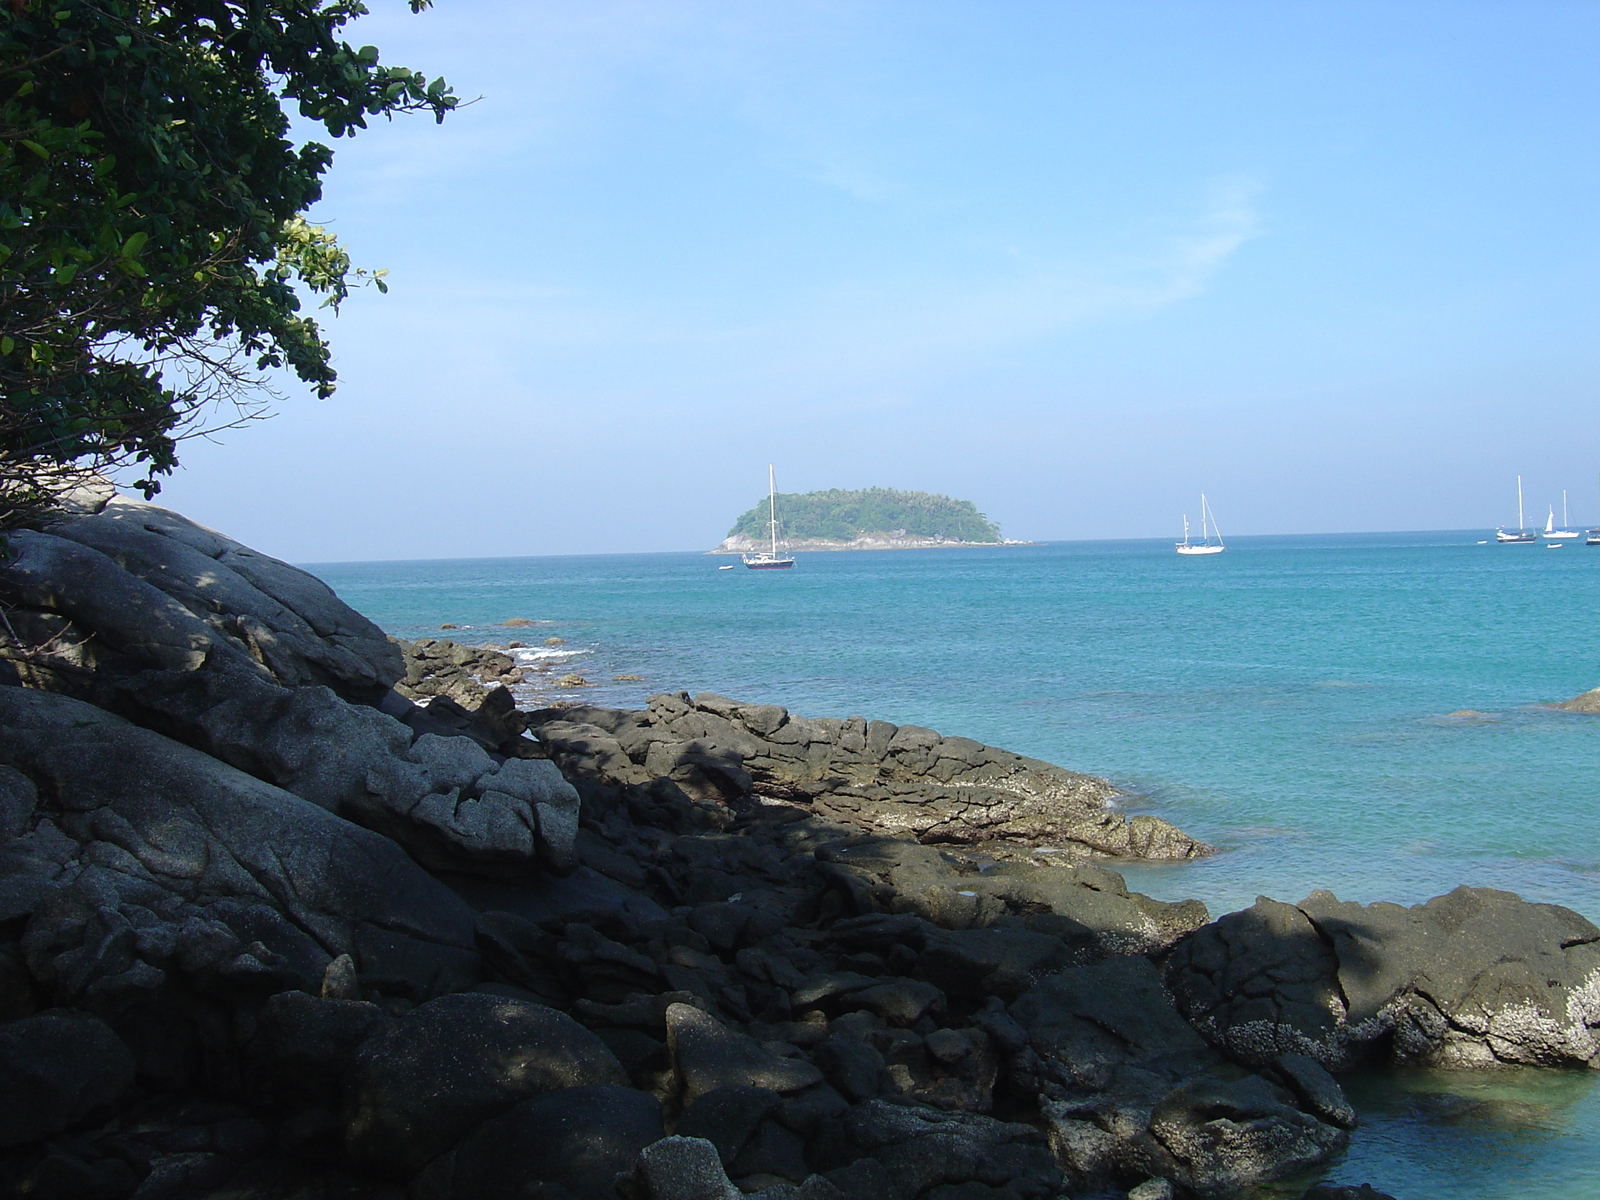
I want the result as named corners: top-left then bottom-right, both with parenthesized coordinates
top-left (298, 527), bottom-right (1541, 569)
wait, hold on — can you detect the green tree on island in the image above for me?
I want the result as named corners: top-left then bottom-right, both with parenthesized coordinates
top-left (728, 487), bottom-right (1003, 544)
top-left (0, 0), bottom-right (455, 511)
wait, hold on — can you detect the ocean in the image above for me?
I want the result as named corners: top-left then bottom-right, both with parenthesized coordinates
top-left (311, 531), bottom-right (1600, 1198)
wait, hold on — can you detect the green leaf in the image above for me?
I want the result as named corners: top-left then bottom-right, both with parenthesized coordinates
top-left (20, 140), bottom-right (49, 160)
top-left (122, 231), bottom-right (148, 257)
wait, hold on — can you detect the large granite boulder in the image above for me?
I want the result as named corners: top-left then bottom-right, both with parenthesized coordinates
top-left (0, 687), bottom-right (480, 1026)
top-left (1014, 957), bottom-right (1349, 1197)
top-left (0, 501), bottom-right (581, 879)
top-left (4, 498), bottom-right (399, 697)
top-left (1165, 887), bottom-right (1600, 1070)
top-left (531, 692), bottom-right (1211, 861)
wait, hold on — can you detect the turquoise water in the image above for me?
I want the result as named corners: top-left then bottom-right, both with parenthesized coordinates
top-left (311, 532), bottom-right (1600, 1197)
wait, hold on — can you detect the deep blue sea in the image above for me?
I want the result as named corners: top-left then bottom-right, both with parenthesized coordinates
top-left (310, 532), bottom-right (1600, 1198)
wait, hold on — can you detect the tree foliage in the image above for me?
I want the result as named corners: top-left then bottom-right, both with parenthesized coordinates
top-left (729, 487), bottom-right (1003, 544)
top-left (0, 0), bottom-right (455, 505)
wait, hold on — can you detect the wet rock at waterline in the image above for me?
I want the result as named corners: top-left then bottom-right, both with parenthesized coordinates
top-left (1166, 887), bottom-right (1600, 1071)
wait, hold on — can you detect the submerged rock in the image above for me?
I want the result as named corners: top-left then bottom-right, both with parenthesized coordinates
top-left (1555, 686), bottom-right (1600, 713)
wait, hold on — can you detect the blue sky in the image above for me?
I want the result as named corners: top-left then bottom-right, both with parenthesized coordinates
top-left (152, 0), bottom-right (1599, 560)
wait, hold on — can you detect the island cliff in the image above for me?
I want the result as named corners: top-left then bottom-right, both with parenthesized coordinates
top-left (0, 485), bottom-right (1594, 1200)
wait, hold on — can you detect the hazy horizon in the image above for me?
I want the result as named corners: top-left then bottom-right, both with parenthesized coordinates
top-left (144, 1), bottom-right (1598, 563)
top-left (294, 526), bottom-right (1540, 568)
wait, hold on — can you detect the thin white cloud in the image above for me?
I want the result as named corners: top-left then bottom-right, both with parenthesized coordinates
top-left (323, 179), bottom-right (1264, 421)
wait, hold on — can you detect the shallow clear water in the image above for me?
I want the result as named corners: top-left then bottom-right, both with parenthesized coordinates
top-left (311, 532), bottom-right (1600, 1197)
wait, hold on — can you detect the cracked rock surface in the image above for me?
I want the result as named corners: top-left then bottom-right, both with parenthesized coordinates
top-left (530, 691), bottom-right (1213, 861)
top-left (1166, 887), bottom-right (1600, 1070)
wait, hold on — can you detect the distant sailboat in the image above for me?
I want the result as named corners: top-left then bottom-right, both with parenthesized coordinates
top-left (1547, 490), bottom-right (1580, 540)
top-left (1495, 475), bottom-right (1537, 543)
top-left (742, 465), bottom-right (796, 570)
top-left (1176, 494), bottom-right (1225, 556)
top-left (1588, 474), bottom-right (1600, 546)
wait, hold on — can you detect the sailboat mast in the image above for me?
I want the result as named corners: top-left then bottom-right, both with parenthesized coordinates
top-left (1564, 490), bottom-right (1570, 527)
top-left (1200, 494), bottom-right (1208, 542)
top-left (767, 464), bottom-right (778, 557)
top-left (1518, 475), bottom-right (1525, 531)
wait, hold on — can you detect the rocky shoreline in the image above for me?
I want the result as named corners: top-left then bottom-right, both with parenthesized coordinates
top-left (0, 489), bottom-right (1596, 1200)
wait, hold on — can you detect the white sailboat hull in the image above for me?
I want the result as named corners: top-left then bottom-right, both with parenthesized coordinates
top-left (1175, 493), bottom-right (1226, 555)
top-left (744, 464), bottom-right (795, 568)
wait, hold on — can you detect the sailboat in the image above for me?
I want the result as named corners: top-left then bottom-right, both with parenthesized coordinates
top-left (1494, 475), bottom-right (1537, 543)
top-left (1175, 494), bottom-right (1225, 555)
top-left (742, 465), bottom-right (796, 570)
top-left (1546, 490), bottom-right (1581, 540)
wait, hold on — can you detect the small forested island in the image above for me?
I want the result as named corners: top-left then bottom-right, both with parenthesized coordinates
top-left (714, 486), bottom-right (1019, 553)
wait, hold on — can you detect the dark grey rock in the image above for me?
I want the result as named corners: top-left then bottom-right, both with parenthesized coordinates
top-left (675, 1085), bottom-right (783, 1164)
top-left (1168, 887), bottom-right (1600, 1071)
top-left (1017, 959), bottom-right (1347, 1196)
top-left (0, 509), bottom-right (579, 880)
top-left (831, 1099), bottom-right (1060, 1200)
top-left (729, 1118), bottom-right (810, 1183)
top-left (52, 499), bottom-right (400, 694)
top-left (813, 1035), bottom-right (889, 1102)
top-left (1011, 957), bottom-right (1210, 1079)
top-left (632, 1135), bottom-right (743, 1200)
top-left (1164, 896), bottom-right (1347, 1068)
top-left (1274, 1052), bottom-right (1356, 1130)
top-left (205, 1154), bottom-right (410, 1199)
top-left (0, 1012), bottom-right (135, 1147)
top-left (0, 688), bottom-right (479, 1014)
top-left (815, 840), bottom-right (1205, 954)
top-left (820, 1157), bottom-right (894, 1200)
top-left (439, 1084), bottom-right (664, 1200)
top-left (346, 992), bottom-right (627, 1178)
top-left (844, 979), bottom-right (944, 1026)
top-left (529, 696), bottom-right (1211, 862)
top-left (0, 766), bottom-right (37, 840)
top-left (249, 991), bottom-right (389, 1107)
top-left (1302, 886), bottom-right (1600, 1068)
top-left (665, 1003), bottom-right (823, 1102)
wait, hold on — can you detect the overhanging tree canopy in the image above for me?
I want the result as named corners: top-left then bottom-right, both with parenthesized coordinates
top-left (0, 0), bottom-right (456, 504)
